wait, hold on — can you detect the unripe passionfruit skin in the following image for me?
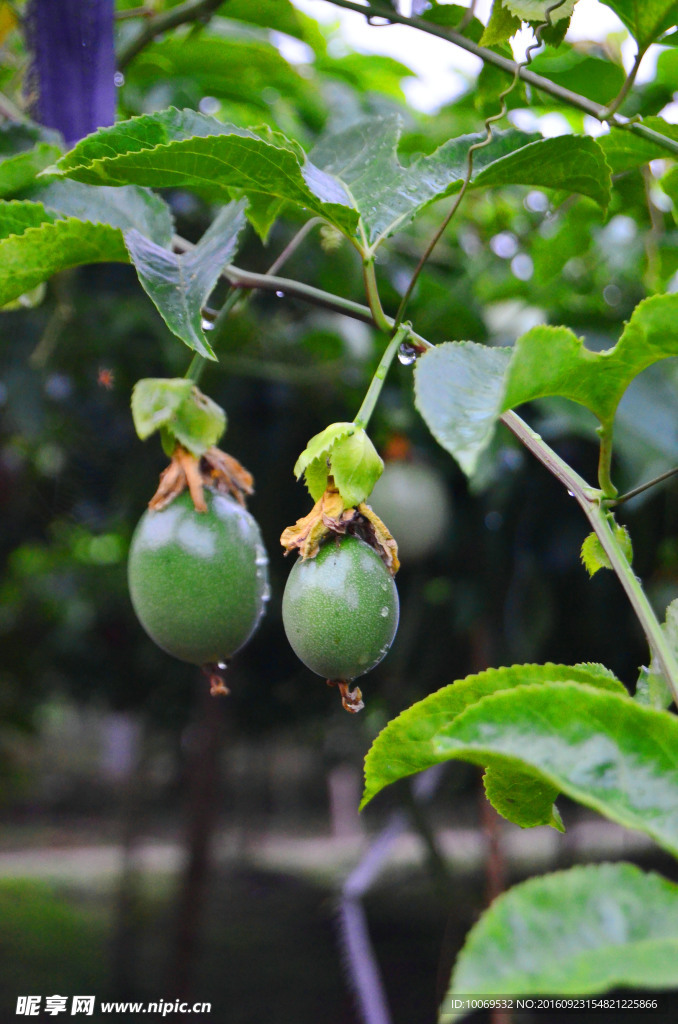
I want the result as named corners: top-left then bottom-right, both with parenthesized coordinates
top-left (282, 535), bottom-right (399, 681)
top-left (128, 489), bottom-right (269, 664)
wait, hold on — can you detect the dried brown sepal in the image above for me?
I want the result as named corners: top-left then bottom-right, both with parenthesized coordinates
top-left (202, 446), bottom-right (253, 505)
top-left (280, 479), bottom-right (399, 575)
top-left (328, 678), bottom-right (364, 714)
top-left (280, 480), bottom-right (358, 559)
top-left (148, 444), bottom-right (254, 513)
top-left (357, 503), bottom-right (400, 575)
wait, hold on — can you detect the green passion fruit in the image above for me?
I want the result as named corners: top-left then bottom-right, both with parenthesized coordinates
top-left (128, 489), bottom-right (269, 665)
top-left (282, 534), bottom-right (399, 689)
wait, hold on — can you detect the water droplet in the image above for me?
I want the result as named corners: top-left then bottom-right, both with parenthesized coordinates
top-left (567, 490), bottom-right (575, 497)
top-left (113, 71), bottom-right (125, 87)
top-left (200, 317), bottom-right (215, 331)
top-left (261, 582), bottom-right (272, 602)
top-left (380, 606), bottom-right (389, 617)
top-left (275, 290), bottom-right (285, 298)
top-left (217, 661), bottom-right (229, 672)
top-left (398, 342), bottom-right (417, 366)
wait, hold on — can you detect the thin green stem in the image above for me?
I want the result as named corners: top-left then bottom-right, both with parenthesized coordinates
top-left (596, 422), bottom-right (617, 499)
top-left (608, 465), bottom-right (678, 508)
top-left (362, 259), bottom-right (392, 334)
top-left (354, 325), bottom-right (410, 430)
top-left (601, 48), bottom-right (646, 119)
top-left (503, 410), bottom-right (678, 703)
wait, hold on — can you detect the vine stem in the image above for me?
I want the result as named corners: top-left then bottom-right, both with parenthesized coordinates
top-left (354, 325), bottom-right (411, 430)
top-left (502, 410), bottom-right (678, 704)
top-left (600, 48), bottom-right (646, 119)
top-left (321, 0), bottom-right (678, 158)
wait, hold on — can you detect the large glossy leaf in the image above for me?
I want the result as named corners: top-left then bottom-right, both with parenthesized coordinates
top-left (414, 342), bottom-right (512, 476)
top-left (432, 683), bottom-right (678, 857)
top-left (49, 108), bottom-right (358, 238)
top-left (25, 179), bottom-right (174, 246)
top-left (361, 663), bottom-right (625, 808)
top-left (601, 1), bottom-right (678, 50)
top-left (441, 863), bottom-right (678, 1019)
top-left (124, 201), bottom-right (247, 358)
top-left (311, 119), bottom-right (610, 250)
top-left (503, 294), bottom-right (678, 428)
top-left (0, 202), bottom-right (128, 308)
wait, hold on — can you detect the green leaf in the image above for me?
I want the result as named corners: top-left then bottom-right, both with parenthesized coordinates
top-left (483, 766), bottom-right (564, 831)
top-left (502, 294), bottom-right (678, 428)
top-left (600, 1), bottom-right (678, 50)
top-left (329, 429), bottom-right (384, 507)
top-left (0, 204), bottom-right (128, 308)
top-left (171, 388), bottom-right (227, 455)
top-left (131, 378), bottom-right (194, 440)
top-left (600, 118), bottom-right (678, 174)
top-left (294, 422), bottom-right (354, 486)
top-left (473, 135), bottom-right (611, 211)
top-left (581, 524), bottom-right (632, 577)
top-left (433, 683), bottom-right (678, 856)
top-left (480, 1), bottom-right (521, 46)
top-left (0, 122), bottom-right (62, 199)
top-left (361, 663), bottom-right (625, 808)
top-left (128, 35), bottom-right (321, 125)
top-left (0, 199), bottom-right (58, 239)
top-left (49, 108), bottom-right (359, 239)
top-left (0, 141), bottom-right (62, 199)
top-left (294, 422), bottom-right (383, 506)
top-left (315, 53), bottom-right (415, 102)
top-left (124, 201), bottom-right (247, 358)
top-left (635, 599), bottom-right (678, 710)
top-left (504, 0), bottom-right (576, 21)
top-left (131, 378), bottom-right (226, 455)
top-left (312, 119), bottom-right (609, 250)
top-left (26, 179), bottom-right (174, 246)
top-left (414, 342), bottom-right (512, 477)
top-left (529, 47), bottom-right (626, 106)
top-left (441, 863), bottom-right (678, 1018)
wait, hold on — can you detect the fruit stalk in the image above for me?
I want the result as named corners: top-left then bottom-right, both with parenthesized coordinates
top-left (354, 325), bottom-right (412, 431)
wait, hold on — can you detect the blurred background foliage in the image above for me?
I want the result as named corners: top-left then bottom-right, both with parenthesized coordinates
top-left (2, 1), bottom-right (678, 1020)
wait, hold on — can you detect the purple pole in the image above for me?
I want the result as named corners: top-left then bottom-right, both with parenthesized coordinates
top-left (27, 0), bottom-right (116, 145)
